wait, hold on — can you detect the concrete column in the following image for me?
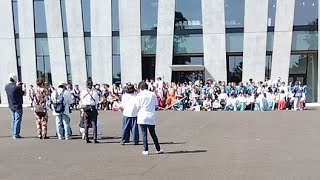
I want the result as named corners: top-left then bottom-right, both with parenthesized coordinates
top-left (44, 0), bottom-right (67, 87)
top-left (155, 0), bottom-right (175, 82)
top-left (0, 0), bottom-right (18, 104)
top-left (119, 0), bottom-right (142, 83)
top-left (202, 0), bottom-right (227, 82)
top-left (91, 0), bottom-right (112, 84)
top-left (65, 0), bottom-right (87, 88)
top-left (18, 0), bottom-right (37, 88)
top-left (242, 0), bottom-right (268, 82)
top-left (271, 0), bottom-right (295, 82)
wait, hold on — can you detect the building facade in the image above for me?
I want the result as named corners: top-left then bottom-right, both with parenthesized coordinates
top-left (0, 0), bottom-right (319, 103)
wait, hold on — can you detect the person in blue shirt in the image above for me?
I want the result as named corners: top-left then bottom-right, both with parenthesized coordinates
top-left (5, 73), bottom-right (26, 139)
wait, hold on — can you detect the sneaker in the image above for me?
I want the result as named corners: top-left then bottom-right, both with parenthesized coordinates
top-left (66, 137), bottom-right (72, 140)
top-left (142, 151), bottom-right (149, 155)
top-left (58, 137), bottom-right (64, 140)
top-left (157, 149), bottom-right (164, 154)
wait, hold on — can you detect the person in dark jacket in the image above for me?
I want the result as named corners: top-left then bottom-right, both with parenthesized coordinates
top-left (5, 73), bottom-right (26, 139)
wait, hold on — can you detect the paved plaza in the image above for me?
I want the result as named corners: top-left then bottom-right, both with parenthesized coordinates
top-left (1, 108), bottom-right (320, 179)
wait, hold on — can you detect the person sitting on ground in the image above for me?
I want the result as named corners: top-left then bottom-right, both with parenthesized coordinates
top-left (202, 96), bottom-right (212, 111)
top-left (189, 94), bottom-right (202, 111)
top-left (172, 95), bottom-right (184, 111)
top-left (112, 96), bottom-right (122, 111)
top-left (212, 99), bottom-right (222, 111)
top-left (224, 93), bottom-right (237, 111)
top-left (236, 91), bottom-right (246, 111)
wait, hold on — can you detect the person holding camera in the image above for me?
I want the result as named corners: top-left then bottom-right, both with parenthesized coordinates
top-left (80, 80), bottom-right (100, 144)
top-left (5, 73), bottom-right (26, 139)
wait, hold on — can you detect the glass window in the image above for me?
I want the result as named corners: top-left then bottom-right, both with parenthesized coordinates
top-left (12, 0), bottom-right (19, 33)
top-left (172, 56), bottom-right (203, 65)
top-left (268, 0), bottom-right (277, 26)
top-left (291, 31), bottom-right (318, 51)
top-left (141, 36), bottom-right (157, 54)
top-left (141, 0), bottom-right (158, 30)
top-left (227, 56), bottom-right (243, 83)
top-left (265, 55), bottom-right (272, 80)
top-left (225, 0), bottom-right (245, 28)
top-left (15, 38), bottom-right (21, 81)
top-left (112, 36), bottom-right (120, 55)
top-left (175, 0), bottom-right (202, 29)
top-left (81, 0), bottom-right (90, 32)
top-left (112, 55), bottom-right (121, 83)
top-left (226, 33), bottom-right (244, 52)
top-left (34, 0), bottom-right (47, 33)
top-left (306, 53), bottom-right (318, 102)
top-left (142, 57), bottom-right (156, 80)
top-left (173, 34), bottom-right (203, 54)
top-left (266, 32), bottom-right (274, 51)
top-left (289, 54), bottom-right (308, 74)
top-left (84, 37), bottom-right (92, 79)
top-left (35, 38), bottom-right (52, 84)
top-left (112, 0), bottom-right (119, 31)
top-left (60, 0), bottom-right (68, 32)
top-left (172, 71), bottom-right (204, 83)
top-left (293, 0), bottom-right (318, 25)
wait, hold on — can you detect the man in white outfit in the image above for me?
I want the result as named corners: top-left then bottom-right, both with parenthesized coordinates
top-left (135, 81), bottom-right (163, 155)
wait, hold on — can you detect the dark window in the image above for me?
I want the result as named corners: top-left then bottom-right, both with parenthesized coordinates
top-left (141, 35), bottom-right (157, 54)
top-left (141, 0), bottom-right (158, 30)
top-left (175, 0), bottom-right (202, 29)
top-left (112, 0), bottom-right (119, 31)
top-left (268, 0), bottom-right (277, 27)
top-left (35, 38), bottom-right (52, 84)
top-left (289, 53), bottom-right (318, 102)
top-left (225, 0), bottom-right (245, 28)
top-left (84, 37), bottom-right (92, 79)
top-left (142, 57), bottom-right (156, 80)
top-left (34, 0), bottom-right (47, 33)
top-left (172, 56), bottom-right (203, 65)
top-left (81, 0), bottom-right (90, 32)
top-left (60, 0), bottom-right (68, 32)
top-left (12, 0), bottom-right (19, 33)
top-left (172, 71), bottom-right (204, 83)
top-left (112, 56), bottom-right (121, 83)
top-left (293, 0), bottom-right (318, 26)
top-left (227, 55), bottom-right (243, 83)
top-left (265, 55), bottom-right (272, 80)
top-left (15, 38), bottom-right (21, 81)
top-left (112, 36), bottom-right (121, 83)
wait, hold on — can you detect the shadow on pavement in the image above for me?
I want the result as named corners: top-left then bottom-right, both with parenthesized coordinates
top-left (164, 150), bottom-right (207, 154)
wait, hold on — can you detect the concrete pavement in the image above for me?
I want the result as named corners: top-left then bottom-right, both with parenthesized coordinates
top-left (1, 108), bottom-right (320, 179)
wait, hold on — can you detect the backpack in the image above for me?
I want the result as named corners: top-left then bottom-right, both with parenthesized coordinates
top-left (54, 90), bottom-right (65, 114)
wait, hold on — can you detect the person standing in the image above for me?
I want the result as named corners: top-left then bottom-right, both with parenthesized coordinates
top-left (5, 73), bottom-right (26, 139)
top-left (120, 83), bottom-right (139, 145)
top-left (80, 80), bottom-right (100, 144)
top-left (51, 82), bottom-right (74, 140)
top-left (34, 78), bottom-right (49, 139)
top-left (135, 81), bottom-right (163, 155)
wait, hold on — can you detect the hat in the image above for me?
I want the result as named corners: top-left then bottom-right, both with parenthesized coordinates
top-left (58, 82), bottom-right (67, 87)
top-left (8, 73), bottom-right (18, 82)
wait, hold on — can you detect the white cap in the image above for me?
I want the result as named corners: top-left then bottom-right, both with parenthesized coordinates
top-left (8, 73), bottom-right (18, 82)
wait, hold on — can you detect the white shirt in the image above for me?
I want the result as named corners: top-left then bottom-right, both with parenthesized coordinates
top-left (135, 90), bottom-right (158, 125)
top-left (51, 88), bottom-right (74, 116)
top-left (80, 89), bottom-right (99, 106)
top-left (226, 97), bottom-right (237, 106)
top-left (121, 93), bottom-right (138, 117)
top-left (218, 93), bottom-right (228, 101)
top-left (236, 95), bottom-right (246, 103)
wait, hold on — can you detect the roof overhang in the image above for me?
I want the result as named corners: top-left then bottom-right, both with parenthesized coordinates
top-left (170, 65), bottom-right (204, 71)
